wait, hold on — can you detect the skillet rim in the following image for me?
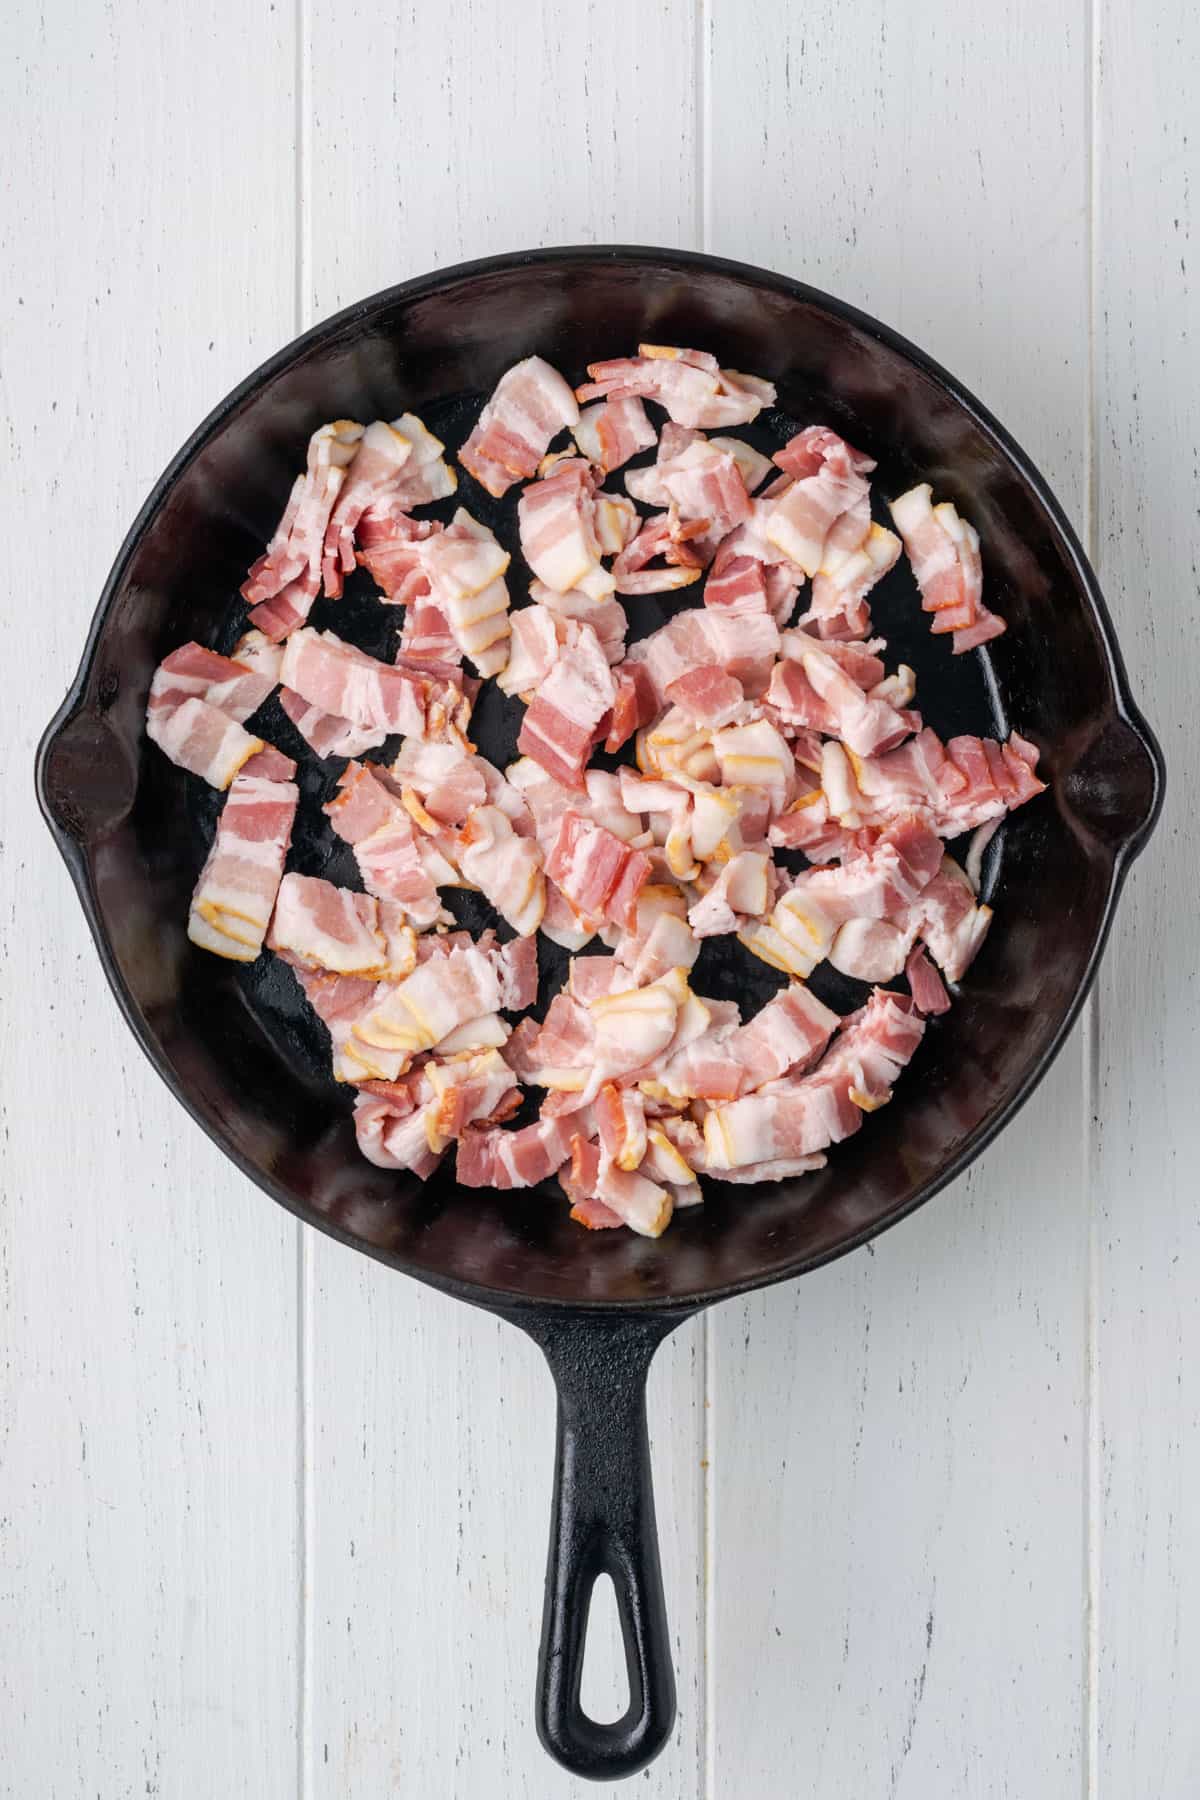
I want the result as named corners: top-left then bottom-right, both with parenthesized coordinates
top-left (34, 242), bottom-right (1165, 1316)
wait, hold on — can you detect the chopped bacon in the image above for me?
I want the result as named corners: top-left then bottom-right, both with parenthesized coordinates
top-left (241, 744), bottom-right (298, 782)
top-left (423, 1049), bottom-right (520, 1154)
top-left (356, 505), bottom-right (441, 603)
top-left (605, 663), bottom-right (659, 752)
top-left (889, 484), bottom-right (1007, 654)
top-left (572, 394), bottom-right (657, 472)
top-left (629, 607), bottom-right (780, 706)
top-left (285, 965), bottom-right (381, 1082)
top-left (688, 850), bottom-right (774, 937)
top-left (456, 1111), bottom-right (578, 1188)
top-left (497, 605), bottom-right (560, 697)
top-left (320, 420), bottom-right (415, 598)
top-left (414, 509), bottom-right (512, 677)
top-left (145, 641), bottom-right (280, 787)
top-left (323, 761), bottom-right (452, 930)
top-left (456, 804), bottom-right (546, 936)
top-left (354, 1077), bottom-right (444, 1177)
top-left (459, 356), bottom-right (580, 498)
top-left (231, 629), bottom-right (285, 685)
top-left (704, 988), bottom-right (925, 1169)
top-left (279, 686), bottom-right (387, 760)
top-left (847, 726), bottom-right (1045, 835)
top-left (267, 873), bottom-right (416, 980)
top-left (243, 420), bottom-right (363, 637)
top-left (663, 666), bottom-right (748, 729)
top-left (906, 944), bottom-right (952, 1015)
top-left (529, 581), bottom-right (628, 666)
top-left (517, 619), bottom-right (616, 789)
top-left (147, 696), bottom-right (265, 790)
top-left (279, 628), bottom-right (434, 738)
top-left (352, 944), bottom-right (503, 1063)
top-left (148, 641), bottom-right (276, 727)
top-left (186, 772), bottom-right (298, 961)
top-left (903, 856), bottom-right (993, 982)
top-left (546, 812), bottom-right (651, 933)
top-left (577, 345), bottom-right (776, 430)
top-left (518, 459), bottom-right (616, 601)
top-left (783, 641), bottom-right (919, 758)
top-left (762, 426), bottom-right (874, 577)
top-left (806, 522), bottom-right (902, 641)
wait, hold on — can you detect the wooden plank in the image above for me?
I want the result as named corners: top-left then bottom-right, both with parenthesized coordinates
top-left (299, 2), bottom-right (705, 1792)
top-left (703, 1), bottom-right (1093, 1792)
top-left (0, 3), bottom-right (302, 1795)
top-left (1093, 2), bottom-right (1200, 1790)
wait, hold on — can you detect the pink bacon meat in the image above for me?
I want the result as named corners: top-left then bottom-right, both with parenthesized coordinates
top-left (545, 812), bottom-right (652, 933)
top-left (577, 344), bottom-right (776, 430)
top-left (889, 483), bottom-right (1007, 653)
top-left (459, 356), bottom-right (580, 498)
top-left (187, 771), bottom-right (298, 961)
top-left (243, 420), bottom-right (363, 639)
top-left (517, 619), bottom-right (616, 789)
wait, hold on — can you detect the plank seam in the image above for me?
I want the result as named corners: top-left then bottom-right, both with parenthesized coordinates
top-left (295, 0), bottom-right (314, 1787)
top-left (1083, 0), bottom-right (1102, 1789)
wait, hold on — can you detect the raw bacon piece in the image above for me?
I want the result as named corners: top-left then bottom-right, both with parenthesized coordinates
top-left (546, 812), bottom-right (652, 933)
top-left (423, 1049), bottom-right (520, 1154)
top-left (324, 761), bottom-right (453, 930)
top-left (610, 510), bottom-right (712, 597)
top-left (889, 484), bottom-right (1007, 654)
top-left (782, 643), bottom-right (918, 758)
top-left (354, 1071), bottom-right (446, 1176)
top-left (688, 850), bottom-right (774, 937)
top-left (906, 944), bottom-right (952, 1015)
top-left (382, 412), bottom-right (457, 506)
top-left (279, 687), bottom-right (387, 760)
top-left (285, 965), bottom-right (381, 1082)
top-left (905, 856), bottom-right (993, 982)
top-left (517, 620), bottom-right (616, 789)
top-left (572, 395), bottom-right (657, 472)
top-left (456, 1111), bottom-right (578, 1188)
top-left (726, 983), bottom-right (841, 1092)
top-left (147, 696), bottom-right (264, 790)
top-left (577, 345), bottom-right (776, 429)
top-left (806, 522), bottom-right (903, 641)
top-left (416, 509), bottom-right (512, 677)
top-left (605, 662), bottom-right (659, 752)
top-left (231, 629), bottom-right (285, 685)
top-left (187, 772), bottom-right (298, 961)
top-left (356, 505), bottom-right (441, 603)
top-left (763, 427), bottom-right (873, 577)
top-left (459, 356), bottom-right (580, 498)
top-left (529, 581), bottom-right (628, 666)
top-left (518, 459), bottom-right (616, 601)
top-left (243, 420), bottom-right (364, 637)
top-left (663, 666), bottom-right (748, 729)
top-left (320, 420), bottom-right (415, 598)
top-left (704, 989), bottom-right (925, 1170)
top-left (267, 874), bottom-right (416, 980)
top-left (629, 607), bottom-right (780, 706)
top-left (148, 642), bottom-right (276, 727)
top-left (496, 605), bottom-right (561, 697)
top-left (456, 804), bottom-right (546, 937)
top-left (352, 944), bottom-right (503, 1060)
top-left (241, 744), bottom-right (298, 782)
top-left (279, 629), bottom-right (429, 737)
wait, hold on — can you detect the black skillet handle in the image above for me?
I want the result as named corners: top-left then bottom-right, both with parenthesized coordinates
top-left (517, 1309), bottom-right (685, 1781)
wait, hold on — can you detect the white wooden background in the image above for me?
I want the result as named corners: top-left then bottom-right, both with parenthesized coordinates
top-left (0, 0), bottom-right (1194, 1793)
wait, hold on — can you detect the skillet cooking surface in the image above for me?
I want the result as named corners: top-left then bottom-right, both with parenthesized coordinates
top-left (39, 248), bottom-right (1161, 1309)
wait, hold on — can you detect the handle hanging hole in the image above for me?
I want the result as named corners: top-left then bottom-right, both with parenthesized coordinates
top-left (579, 1572), bottom-right (630, 1726)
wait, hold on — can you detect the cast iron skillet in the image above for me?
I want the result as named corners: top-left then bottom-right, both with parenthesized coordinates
top-left (36, 246), bottom-right (1163, 1781)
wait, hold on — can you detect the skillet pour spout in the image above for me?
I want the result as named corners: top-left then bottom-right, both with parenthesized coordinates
top-left (35, 246), bottom-right (1164, 1779)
